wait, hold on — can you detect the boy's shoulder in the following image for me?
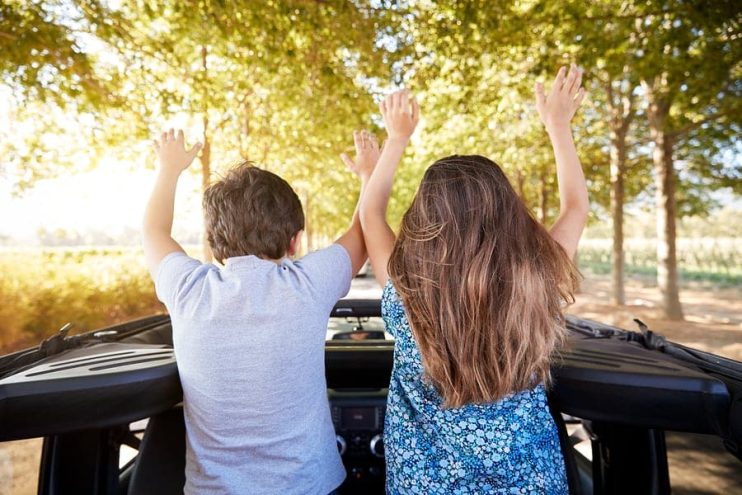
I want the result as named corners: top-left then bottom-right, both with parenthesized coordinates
top-left (291, 244), bottom-right (353, 308)
top-left (156, 245), bottom-right (352, 316)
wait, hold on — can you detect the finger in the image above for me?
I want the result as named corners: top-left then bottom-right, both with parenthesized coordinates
top-left (534, 81), bottom-right (546, 107)
top-left (411, 96), bottom-right (420, 123)
top-left (554, 66), bottom-right (567, 91)
top-left (177, 129), bottom-right (185, 143)
top-left (570, 67), bottom-right (583, 95)
top-left (364, 130), bottom-right (374, 148)
top-left (152, 139), bottom-right (160, 150)
top-left (168, 128), bottom-right (175, 141)
top-left (353, 130), bottom-right (361, 150)
top-left (401, 89), bottom-right (410, 115)
top-left (360, 129), bottom-right (368, 149)
top-left (385, 94), bottom-right (395, 112)
top-left (186, 142), bottom-right (203, 159)
top-left (379, 99), bottom-right (387, 115)
top-left (574, 87), bottom-right (586, 107)
top-left (565, 63), bottom-right (579, 93)
top-left (160, 132), bottom-right (167, 143)
top-left (391, 91), bottom-right (401, 112)
top-left (340, 153), bottom-right (355, 170)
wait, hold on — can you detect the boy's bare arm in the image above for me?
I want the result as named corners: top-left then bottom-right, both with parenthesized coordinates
top-left (142, 129), bottom-right (202, 278)
top-left (336, 130), bottom-right (379, 275)
top-left (535, 64), bottom-right (589, 260)
top-left (359, 90), bottom-right (419, 287)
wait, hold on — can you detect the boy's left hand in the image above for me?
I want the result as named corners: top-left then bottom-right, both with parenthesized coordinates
top-left (340, 129), bottom-right (380, 181)
top-left (153, 128), bottom-right (202, 175)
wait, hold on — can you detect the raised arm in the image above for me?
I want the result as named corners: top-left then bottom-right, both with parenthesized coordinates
top-left (142, 129), bottom-right (202, 278)
top-left (335, 130), bottom-right (380, 275)
top-left (535, 64), bottom-right (589, 260)
top-left (359, 90), bottom-right (419, 286)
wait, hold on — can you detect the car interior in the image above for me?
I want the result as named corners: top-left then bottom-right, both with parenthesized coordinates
top-left (0, 299), bottom-right (740, 495)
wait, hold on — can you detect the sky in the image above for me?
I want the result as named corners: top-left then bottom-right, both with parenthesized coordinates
top-left (0, 163), bottom-right (204, 245)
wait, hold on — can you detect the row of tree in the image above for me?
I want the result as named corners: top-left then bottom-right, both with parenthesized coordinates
top-left (1, 0), bottom-right (740, 319)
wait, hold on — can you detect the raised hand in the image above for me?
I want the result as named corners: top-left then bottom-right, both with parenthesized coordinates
top-left (153, 128), bottom-right (202, 174)
top-left (535, 64), bottom-right (586, 133)
top-left (341, 129), bottom-right (380, 181)
top-left (380, 89), bottom-right (419, 141)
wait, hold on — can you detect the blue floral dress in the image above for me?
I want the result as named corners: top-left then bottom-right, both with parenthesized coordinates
top-left (381, 281), bottom-right (568, 495)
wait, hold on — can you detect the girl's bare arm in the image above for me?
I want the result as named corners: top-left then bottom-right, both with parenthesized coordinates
top-left (359, 90), bottom-right (419, 286)
top-left (535, 64), bottom-right (589, 259)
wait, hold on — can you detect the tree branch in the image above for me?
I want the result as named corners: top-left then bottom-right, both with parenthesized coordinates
top-left (670, 110), bottom-right (731, 138)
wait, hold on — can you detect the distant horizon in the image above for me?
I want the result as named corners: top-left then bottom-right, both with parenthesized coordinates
top-left (2, 166), bottom-right (739, 246)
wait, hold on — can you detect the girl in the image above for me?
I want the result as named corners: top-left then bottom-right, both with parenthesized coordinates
top-left (358, 65), bottom-right (587, 494)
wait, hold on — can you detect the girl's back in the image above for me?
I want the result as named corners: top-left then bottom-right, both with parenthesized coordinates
top-left (382, 281), bottom-right (568, 494)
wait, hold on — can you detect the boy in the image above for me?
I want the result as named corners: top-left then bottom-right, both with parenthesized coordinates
top-left (142, 128), bottom-right (380, 494)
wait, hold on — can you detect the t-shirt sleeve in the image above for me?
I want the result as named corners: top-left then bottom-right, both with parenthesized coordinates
top-left (298, 244), bottom-right (353, 308)
top-left (154, 252), bottom-right (203, 313)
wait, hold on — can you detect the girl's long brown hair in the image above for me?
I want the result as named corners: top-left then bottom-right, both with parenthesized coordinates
top-left (388, 155), bottom-right (580, 408)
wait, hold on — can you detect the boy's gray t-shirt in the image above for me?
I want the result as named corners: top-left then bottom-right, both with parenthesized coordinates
top-left (155, 244), bottom-right (352, 495)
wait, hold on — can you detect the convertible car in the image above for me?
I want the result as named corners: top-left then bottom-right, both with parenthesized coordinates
top-left (0, 299), bottom-right (740, 494)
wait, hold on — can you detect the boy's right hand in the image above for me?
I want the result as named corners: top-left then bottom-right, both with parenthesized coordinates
top-left (380, 89), bottom-right (420, 141)
top-left (535, 64), bottom-right (585, 133)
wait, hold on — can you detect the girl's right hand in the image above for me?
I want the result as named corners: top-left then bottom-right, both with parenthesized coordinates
top-left (380, 89), bottom-right (420, 141)
top-left (535, 64), bottom-right (586, 133)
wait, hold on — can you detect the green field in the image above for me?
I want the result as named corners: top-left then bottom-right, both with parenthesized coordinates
top-left (578, 238), bottom-right (741, 286)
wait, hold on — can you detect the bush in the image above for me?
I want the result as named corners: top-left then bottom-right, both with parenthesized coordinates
top-left (0, 248), bottom-right (165, 352)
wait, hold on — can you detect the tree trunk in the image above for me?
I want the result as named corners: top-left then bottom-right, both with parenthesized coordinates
top-left (539, 170), bottom-right (549, 224)
top-left (304, 192), bottom-right (312, 253)
top-left (609, 134), bottom-right (626, 305)
top-left (200, 131), bottom-right (212, 262)
top-left (516, 167), bottom-right (525, 200)
top-left (200, 45), bottom-right (213, 262)
top-left (606, 80), bottom-right (634, 306)
top-left (646, 95), bottom-right (683, 320)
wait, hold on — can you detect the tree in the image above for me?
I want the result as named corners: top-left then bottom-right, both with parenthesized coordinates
top-left (522, 0), bottom-right (740, 316)
top-left (634, 0), bottom-right (741, 319)
top-left (3, 1), bottom-right (402, 255)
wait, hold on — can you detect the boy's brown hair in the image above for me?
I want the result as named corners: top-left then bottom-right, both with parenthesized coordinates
top-left (203, 162), bottom-right (304, 263)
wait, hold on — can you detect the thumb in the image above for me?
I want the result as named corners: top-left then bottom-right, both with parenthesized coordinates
top-left (187, 142), bottom-right (203, 160)
top-left (534, 81), bottom-right (546, 109)
top-left (340, 153), bottom-right (355, 170)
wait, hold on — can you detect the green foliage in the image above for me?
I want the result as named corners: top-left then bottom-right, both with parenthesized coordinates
top-left (0, 1), bottom-right (109, 106)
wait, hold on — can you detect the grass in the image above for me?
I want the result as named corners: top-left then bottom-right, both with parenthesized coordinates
top-left (578, 238), bottom-right (741, 287)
